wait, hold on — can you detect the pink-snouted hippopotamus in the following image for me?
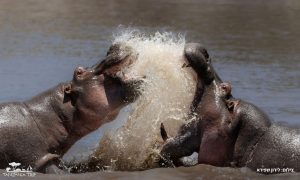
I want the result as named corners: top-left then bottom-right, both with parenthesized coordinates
top-left (159, 43), bottom-right (300, 174)
top-left (0, 44), bottom-right (142, 173)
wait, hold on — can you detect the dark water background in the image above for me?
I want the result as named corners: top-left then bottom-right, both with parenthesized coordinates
top-left (0, 0), bottom-right (299, 179)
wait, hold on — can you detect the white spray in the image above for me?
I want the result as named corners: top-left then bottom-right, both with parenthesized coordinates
top-left (91, 30), bottom-right (197, 170)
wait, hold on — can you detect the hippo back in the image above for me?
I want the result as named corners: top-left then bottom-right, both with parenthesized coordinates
top-left (0, 103), bottom-right (46, 169)
top-left (245, 124), bottom-right (300, 172)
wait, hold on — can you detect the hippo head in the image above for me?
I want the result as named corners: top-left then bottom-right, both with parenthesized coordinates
top-left (184, 43), bottom-right (272, 167)
top-left (64, 43), bottom-right (142, 134)
top-left (159, 43), bottom-right (242, 167)
top-left (196, 82), bottom-right (242, 166)
top-left (223, 98), bottom-right (272, 166)
top-left (180, 43), bottom-right (239, 166)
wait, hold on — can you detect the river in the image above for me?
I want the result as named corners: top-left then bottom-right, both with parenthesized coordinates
top-left (0, 0), bottom-right (299, 179)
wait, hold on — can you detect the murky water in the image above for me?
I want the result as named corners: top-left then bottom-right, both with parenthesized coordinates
top-left (1, 165), bottom-right (299, 180)
top-left (0, 0), bottom-right (299, 178)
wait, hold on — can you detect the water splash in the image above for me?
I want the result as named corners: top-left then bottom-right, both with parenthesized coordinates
top-left (92, 29), bottom-right (197, 170)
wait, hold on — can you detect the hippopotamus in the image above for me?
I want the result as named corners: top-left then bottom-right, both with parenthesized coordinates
top-left (226, 98), bottom-right (300, 173)
top-left (0, 44), bottom-right (141, 173)
top-left (160, 43), bottom-right (300, 173)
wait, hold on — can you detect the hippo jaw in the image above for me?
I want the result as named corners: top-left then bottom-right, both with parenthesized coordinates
top-left (102, 72), bottom-right (144, 104)
top-left (91, 43), bottom-right (143, 103)
top-left (121, 77), bottom-right (144, 103)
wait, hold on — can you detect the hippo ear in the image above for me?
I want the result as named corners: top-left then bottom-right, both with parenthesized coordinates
top-left (225, 99), bottom-right (241, 133)
top-left (63, 84), bottom-right (72, 94)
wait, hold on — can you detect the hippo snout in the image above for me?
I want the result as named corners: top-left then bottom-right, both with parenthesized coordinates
top-left (73, 66), bottom-right (93, 82)
top-left (184, 43), bottom-right (215, 84)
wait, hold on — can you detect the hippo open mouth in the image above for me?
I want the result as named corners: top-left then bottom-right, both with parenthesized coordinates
top-left (91, 43), bottom-right (143, 103)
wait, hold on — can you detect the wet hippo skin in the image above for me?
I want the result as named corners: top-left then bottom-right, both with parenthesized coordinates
top-left (160, 43), bottom-right (300, 173)
top-left (227, 98), bottom-right (300, 173)
top-left (0, 44), bottom-right (141, 173)
top-left (159, 43), bottom-right (234, 167)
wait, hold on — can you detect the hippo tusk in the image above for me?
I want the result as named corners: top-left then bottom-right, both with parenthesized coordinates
top-left (182, 63), bottom-right (191, 68)
top-left (160, 123), bottom-right (169, 141)
top-left (34, 153), bottom-right (60, 172)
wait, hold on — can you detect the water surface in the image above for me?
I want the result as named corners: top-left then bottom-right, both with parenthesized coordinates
top-left (0, 0), bottom-right (299, 178)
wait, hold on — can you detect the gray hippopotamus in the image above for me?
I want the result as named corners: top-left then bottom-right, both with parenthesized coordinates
top-left (160, 43), bottom-right (300, 173)
top-left (0, 44), bottom-right (141, 173)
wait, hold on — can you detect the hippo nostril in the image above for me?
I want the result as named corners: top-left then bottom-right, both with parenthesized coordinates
top-left (76, 67), bottom-right (85, 76)
top-left (206, 58), bottom-right (211, 64)
top-left (221, 85), bottom-right (226, 91)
